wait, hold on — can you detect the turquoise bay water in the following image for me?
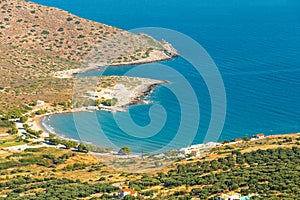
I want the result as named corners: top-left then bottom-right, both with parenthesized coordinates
top-left (33, 0), bottom-right (300, 153)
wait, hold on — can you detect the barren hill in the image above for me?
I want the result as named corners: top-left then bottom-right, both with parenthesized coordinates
top-left (0, 0), bottom-right (178, 111)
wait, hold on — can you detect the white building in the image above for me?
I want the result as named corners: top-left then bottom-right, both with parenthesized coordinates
top-left (217, 193), bottom-right (241, 200)
top-left (180, 142), bottom-right (220, 157)
top-left (252, 134), bottom-right (265, 139)
top-left (180, 146), bottom-right (200, 157)
top-left (37, 100), bottom-right (45, 106)
top-left (217, 193), bottom-right (252, 200)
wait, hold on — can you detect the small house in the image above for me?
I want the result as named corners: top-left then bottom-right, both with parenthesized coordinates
top-left (179, 147), bottom-right (200, 158)
top-left (234, 138), bottom-right (243, 143)
top-left (191, 150), bottom-right (200, 157)
top-left (217, 192), bottom-right (241, 200)
top-left (119, 188), bottom-right (137, 198)
top-left (37, 100), bottom-right (45, 106)
top-left (252, 134), bottom-right (265, 139)
top-left (217, 192), bottom-right (253, 200)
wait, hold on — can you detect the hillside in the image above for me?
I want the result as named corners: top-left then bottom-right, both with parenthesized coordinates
top-left (0, 133), bottom-right (299, 199)
top-left (0, 0), bottom-right (177, 112)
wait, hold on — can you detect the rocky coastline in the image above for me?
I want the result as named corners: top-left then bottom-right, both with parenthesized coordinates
top-left (54, 42), bottom-right (179, 79)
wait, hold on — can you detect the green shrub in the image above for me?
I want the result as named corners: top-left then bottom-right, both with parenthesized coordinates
top-left (41, 30), bottom-right (50, 35)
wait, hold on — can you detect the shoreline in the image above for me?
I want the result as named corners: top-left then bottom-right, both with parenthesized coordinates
top-left (34, 106), bottom-right (300, 152)
top-left (30, 78), bottom-right (168, 137)
top-left (20, 113), bottom-right (300, 157)
top-left (54, 50), bottom-right (179, 79)
top-left (13, 105), bottom-right (300, 157)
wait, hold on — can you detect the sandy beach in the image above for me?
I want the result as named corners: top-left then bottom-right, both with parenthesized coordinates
top-left (27, 76), bottom-right (168, 137)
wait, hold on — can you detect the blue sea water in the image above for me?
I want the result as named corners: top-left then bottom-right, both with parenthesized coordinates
top-left (33, 0), bottom-right (300, 153)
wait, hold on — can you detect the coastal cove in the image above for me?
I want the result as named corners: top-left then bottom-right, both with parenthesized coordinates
top-left (33, 0), bottom-right (300, 153)
top-left (2, 0), bottom-right (300, 199)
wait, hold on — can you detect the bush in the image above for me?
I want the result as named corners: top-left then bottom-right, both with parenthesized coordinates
top-left (118, 146), bottom-right (131, 155)
top-left (20, 115), bottom-right (29, 123)
top-left (41, 30), bottom-right (50, 35)
top-left (0, 119), bottom-right (14, 128)
top-left (25, 148), bottom-right (40, 152)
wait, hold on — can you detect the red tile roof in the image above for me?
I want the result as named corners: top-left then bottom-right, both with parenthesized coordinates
top-left (122, 188), bottom-right (137, 194)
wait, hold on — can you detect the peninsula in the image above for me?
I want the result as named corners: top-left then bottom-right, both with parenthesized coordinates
top-left (0, 0), bottom-right (178, 113)
top-left (73, 76), bottom-right (168, 112)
